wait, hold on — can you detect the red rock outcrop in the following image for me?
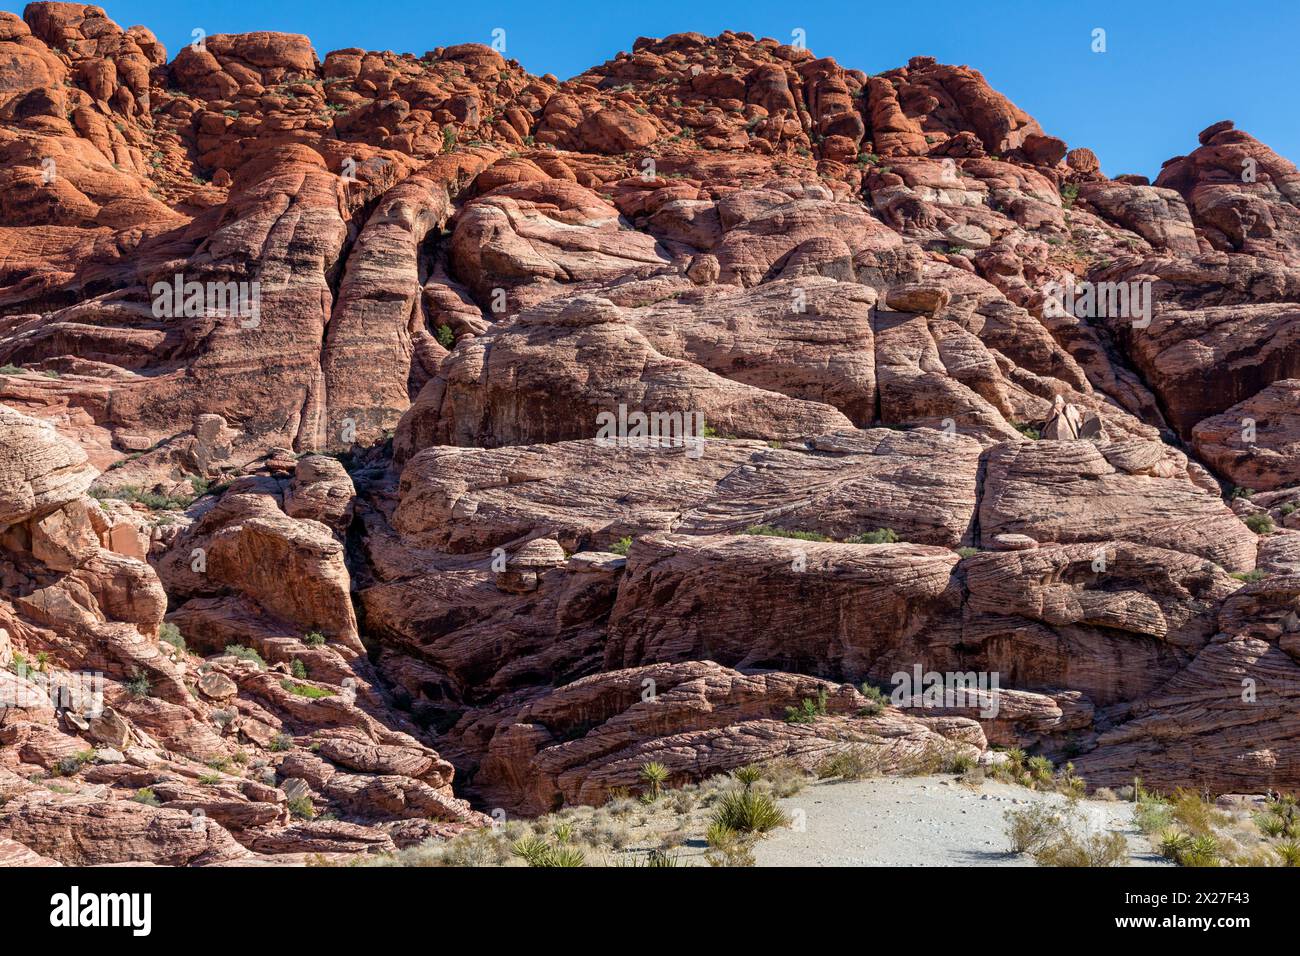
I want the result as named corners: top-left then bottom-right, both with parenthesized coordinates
top-left (3, 5), bottom-right (1300, 864)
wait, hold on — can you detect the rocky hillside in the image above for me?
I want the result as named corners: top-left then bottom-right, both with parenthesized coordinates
top-left (1, 2), bottom-right (1298, 865)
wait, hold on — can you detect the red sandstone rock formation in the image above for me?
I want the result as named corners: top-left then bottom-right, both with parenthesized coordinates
top-left (2, 3), bottom-right (1299, 864)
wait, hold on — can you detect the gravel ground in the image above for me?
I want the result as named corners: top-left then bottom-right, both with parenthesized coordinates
top-left (753, 774), bottom-right (1170, 867)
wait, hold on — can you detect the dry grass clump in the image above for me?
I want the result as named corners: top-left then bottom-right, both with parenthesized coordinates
top-left (1004, 801), bottom-right (1129, 867)
top-left (815, 746), bottom-right (880, 781)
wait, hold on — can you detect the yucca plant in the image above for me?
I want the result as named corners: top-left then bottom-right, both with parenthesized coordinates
top-left (711, 788), bottom-right (789, 834)
top-left (1273, 839), bottom-right (1300, 867)
top-left (1159, 830), bottom-right (1194, 862)
top-left (1256, 812), bottom-right (1287, 838)
top-left (511, 835), bottom-right (586, 867)
top-left (733, 764), bottom-right (762, 789)
top-left (1179, 835), bottom-right (1222, 867)
top-left (639, 761), bottom-right (670, 801)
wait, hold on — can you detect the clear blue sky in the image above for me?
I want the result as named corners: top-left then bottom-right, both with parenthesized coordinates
top-left (47, 0), bottom-right (1300, 178)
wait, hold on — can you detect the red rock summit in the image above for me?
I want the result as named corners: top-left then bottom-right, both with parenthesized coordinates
top-left (2, 3), bottom-right (1300, 864)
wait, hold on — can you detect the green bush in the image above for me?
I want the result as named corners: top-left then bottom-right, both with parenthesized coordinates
top-left (609, 536), bottom-right (633, 556)
top-left (784, 690), bottom-right (829, 724)
top-left (1245, 513), bottom-right (1275, 535)
top-left (280, 680), bottom-right (335, 699)
top-left (126, 671), bottom-right (153, 699)
top-left (290, 659), bottom-right (308, 679)
top-left (131, 788), bottom-right (160, 806)
top-left (710, 789), bottom-right (789, 834)
top-left (303, 631), bottom-right (326, 646)
top-left (743, 524), bottom-right (833, 542)
top-left (223, 644), bottom-right (266, 668)
top-left (857, 683), bottom-right (889, 716)
top-left (435, 324), bottom-right (455, 348)
top-left (287, 796), bottom-right (315, 819)
top-left (158, 622), bottom-right (187, 653)
top-left (845, 528), bottom-right (899, 544)
top-left (1013, 422), bottom-right (1042, 440)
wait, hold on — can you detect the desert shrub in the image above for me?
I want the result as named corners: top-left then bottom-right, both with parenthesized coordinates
top-left (609, 536), bottom-right (633, 556)
top-left (784, 690), bottom-right (829, 724)
top-left (287, 796), bottom-right (315, 819)
top-left (711, 789), bottom-right (789, 834)
top-left (435, 324), bottom-right (455, 348)
top-left (131, 788), bottom-right (160, 806)
top-left (858, 682), bottom-right (889, 715)
top-left (55, 751), bottom-right (95, 777)
top-left (1057, 762), bottom-right (1088, 797)
top-left (1005, 804), bottom-right (1067, 855)
top-left (956, 547), bottom-right (980, 558)
top-left (1168, 789), bottom-right (1228, 836)
top-left (947, 752), bottom-right (978, 775)
top-left (223, 644), bottom-right (266, 668)
top-left (579, 817), bottom-right (632, 850)
top-left (1133, 797), bottom-right (1174, 835)
top-left (743, 524), bottom-right (832, 542)
top-left (756, 758), bottom-right (808, 797)
top-left (844, 528), bottom-right (899, 544)
top-left (303, 631), bottom-right (326, 646)
top-left (290, 659), bottom-right (308, 679)
top-left (1245, 513), bottom-right (1274, 535)
top-left (1033, 830), bottom-right (1129, 867)
top-left (126, 671), bottom-right (153, 699)
top-left (198, 773), bottom-right (221, 786)
top-left (280, 680), bottom-right (335, 699)
top-left (704, 823), bottom-right (757, 867)
top-left (269, 732), bottom-right (294, 752)
top-left (159, 622), bottom-right (187, 653)
top-left (816, 746), bottom-right (879, 781)
top-left (1013, 422), bottom-right (1041, 440)
top-left (1231, 570), bottom-right (1267, 583)
top-left (605, 796), bottom-right (637, 818)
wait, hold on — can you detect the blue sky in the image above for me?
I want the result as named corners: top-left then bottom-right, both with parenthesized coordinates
top-left (59, 0), bottom-right (1299, 178)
